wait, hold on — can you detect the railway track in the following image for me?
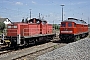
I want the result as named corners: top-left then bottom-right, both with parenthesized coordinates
top-left (0, 37), bottom-right (67, 60)
top-left (16, 43), bottom-right (66, 60)
top-left (0, 50), bottom-right (11, 55)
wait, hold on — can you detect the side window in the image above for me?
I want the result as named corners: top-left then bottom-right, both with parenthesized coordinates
top-left (8, 26), bottom-right (11, 28)
top-left (68, 23), bottom-right (72, 27)
top-left (61, 23), bottom-right (66, 27)
top-left (14, 26), bottom-right (17, 28)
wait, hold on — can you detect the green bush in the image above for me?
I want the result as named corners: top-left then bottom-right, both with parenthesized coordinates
top-left (53, 24), bottom-right (60, 30)
top-left (0, 22), bottom-right (5, 34)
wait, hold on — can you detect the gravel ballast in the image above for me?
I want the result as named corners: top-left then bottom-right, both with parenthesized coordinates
top-left (37, 38), bottom-right (90, 60)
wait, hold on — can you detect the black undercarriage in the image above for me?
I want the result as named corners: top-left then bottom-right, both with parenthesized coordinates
top-left (3, 33), bottom-right (56, 47)
top-left (59, 32), bottom-right (89, 42)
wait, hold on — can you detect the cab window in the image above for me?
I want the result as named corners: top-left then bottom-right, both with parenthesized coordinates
top-left (61, 23), bottom-right (66, 27)
top-left (8, 26), bottom-right (11, 28)
top-left (68, 23), bottom-right (72, 27)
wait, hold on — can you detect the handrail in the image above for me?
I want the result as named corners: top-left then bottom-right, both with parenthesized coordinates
top-left (23, 28), bottom-right (53, 36)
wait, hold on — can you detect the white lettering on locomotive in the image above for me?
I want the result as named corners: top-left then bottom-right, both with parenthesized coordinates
top-left (61, 31), bottom-right (72, 33)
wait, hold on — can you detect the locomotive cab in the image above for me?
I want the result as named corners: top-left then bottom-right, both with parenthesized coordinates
top-left (60, 22), bottom-right (75, 33)
top-left (60, 21), bottom-right (75, 41)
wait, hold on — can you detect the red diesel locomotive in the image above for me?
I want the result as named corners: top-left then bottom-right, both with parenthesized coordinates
top-left (59, 18), bottom-right (89, 42)
top-left (1, 18), bottom-right (56, 47)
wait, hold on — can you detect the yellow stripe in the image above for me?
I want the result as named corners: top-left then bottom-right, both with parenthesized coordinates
top-left (4, 40), bottom-right (10, 43)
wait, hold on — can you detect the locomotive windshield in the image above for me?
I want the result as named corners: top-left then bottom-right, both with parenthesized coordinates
top-left (61, 22), bottom-right (73, 27)
top-left (61, 23), bottom-right (66, 27)
top-left (68, 23), bottom-right (72, 27)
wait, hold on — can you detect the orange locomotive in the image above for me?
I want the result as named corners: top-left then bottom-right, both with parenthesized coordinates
top-left (1, 18), bottom-right (56, 47)
top-left (59, 18), bottom-right (89, 42)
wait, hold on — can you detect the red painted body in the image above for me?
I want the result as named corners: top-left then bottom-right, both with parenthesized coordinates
top-left (60, 22), bottom-right (88, 35)
top-left (7, 18), bottom-right (53, 37)
top-left (59, 18), bottom-right (88, 41)
top-left (2, 18), bottom-right (55, 47)
top-left (60, 21), bottom-right (88, 34)
top-left (47, 24), bottom-right (53, 34)
top-left (7, 23), bottom-right (29, 36)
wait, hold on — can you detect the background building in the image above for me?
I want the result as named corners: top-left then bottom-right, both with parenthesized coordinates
top-left (0, 18), bottom-right (11, 24)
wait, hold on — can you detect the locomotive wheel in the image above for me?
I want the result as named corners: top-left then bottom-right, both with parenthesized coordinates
top-left (33, 39), bottom-right (36, 45)
top-left (51, 36), bottom-right (54, 40)
top-left (74, 36), bottom-right (80, 42)
top-left (10, 40), bottom-right (17, 48)
top-left (7, 42), bottom-right (11, 47)
top-left (30, 38), bottom-right (36, 45)
top-left (60, 38), bottom-right (67, 43)
top-left (74, 36), bottom-right (78, 42)
top-left (35, 38), bottom-right (39, 44)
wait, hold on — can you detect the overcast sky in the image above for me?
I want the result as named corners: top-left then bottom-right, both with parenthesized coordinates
top-left (0, 0), bottom-right (90, 24)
